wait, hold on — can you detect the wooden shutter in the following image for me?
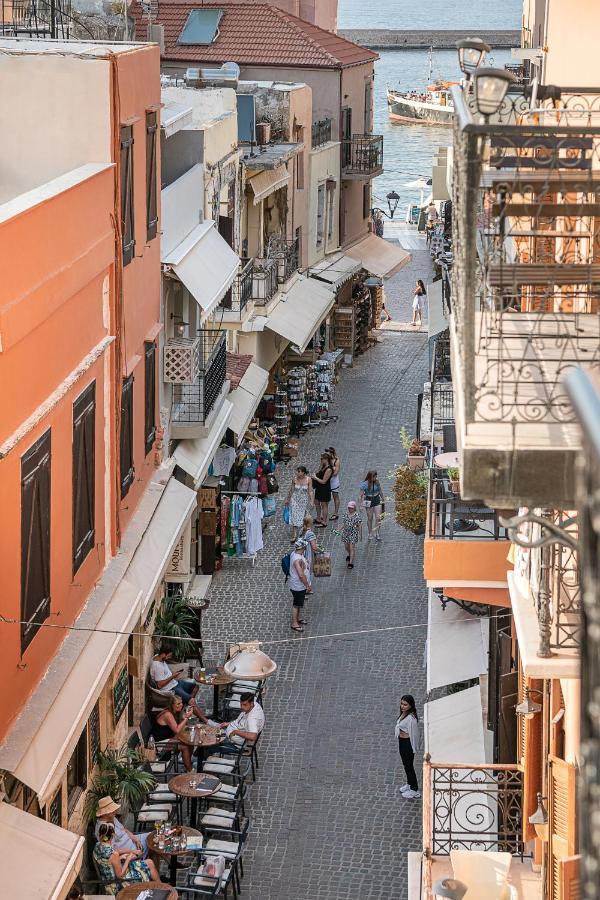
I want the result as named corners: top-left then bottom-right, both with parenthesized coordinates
top-left (144, 342), bottom-right (156, 455)
top-left (120, 375), bottom-right (134, 498)
top-left (558, 856), bottom-right (580, 900)
top-left (145, 112), bottom-right (158, 241)
top-left (120, 125), bottom-right (135, 265)
top-left (72, 381), bottom-right (96, 573)
top-left (363, 183), bottom-right (371, 220)
top-left (518, 665), bottom-right (544, 841)
top-left (21, 430), bottom-right (51, 653)
top-left (548, 756), bottom-right (578, 900)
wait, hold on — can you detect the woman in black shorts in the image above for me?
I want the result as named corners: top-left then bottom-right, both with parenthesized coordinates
top-left (312, 452), bottom-right (333, 527)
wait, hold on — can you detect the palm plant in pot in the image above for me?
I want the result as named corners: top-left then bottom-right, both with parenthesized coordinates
top-left (394, 465), bottom-right (427, 534)
top-left (154, 595), bottom-right (197, 662)
top-left (400, 427), bottom-right (427, 471)
top-left (84, 746), bottom-right (156, 824)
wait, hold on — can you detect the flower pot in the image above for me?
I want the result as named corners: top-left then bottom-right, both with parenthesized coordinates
top-left (407, 454), bottom-right (426, 471)
top-left (450, 479), bottom-right (461, 494)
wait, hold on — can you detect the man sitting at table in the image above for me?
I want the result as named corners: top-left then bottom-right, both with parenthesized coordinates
top-left (216, 692), bottom-right (265, 753)
top-left (150, 645), bottom-right (208, 721)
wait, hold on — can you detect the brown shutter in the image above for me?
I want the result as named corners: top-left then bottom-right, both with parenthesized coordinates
top-left (548, 756), bottom-right (578, 900)
top-left (21, 430), bottom-right (51, 653)
top-left (120, 125), bottom-right (135, 265)
top-left (558, 856), bottom-right (580, 900)
top-left (144, 341), bottom-right (156, 455)
top-left (72, 381), bottom-right (96, 573)
top-left (518, 665), bottom-right (544, 842)
top-left (120, 375), bottom-right (135, 498)
top-left (145, 112), bottom-right (158, 242)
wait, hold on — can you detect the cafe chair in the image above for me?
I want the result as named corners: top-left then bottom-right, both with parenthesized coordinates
top-left (199, 800), bottom-right (243, 833)
top-left (138, 715), bottom-right (177, 778)
top-left (203, 822), bottom-right (249, 892)
top-left (241, 731), bottom-right (262, 782)
top-left (185, 851), bottom-right (239, 900)
top-left (179, 875), bottom-right (220, 899)
top-left (209, 773), bottom-right (248, 819)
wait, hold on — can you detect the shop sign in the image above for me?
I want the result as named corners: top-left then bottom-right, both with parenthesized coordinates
top-left (112, 666), bottom-right (130, 726)
top-left (166, 520), bottom-right (192, 582)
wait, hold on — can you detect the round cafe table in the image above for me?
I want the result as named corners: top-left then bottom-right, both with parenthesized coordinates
top-left (178, 724), bottom-right (225, 773)
top-left (116, 881), bottom-right (178, 899)
top-left (169, 772), bottom-right (221, 829)
top-left (433, 451), bottom-right (459, 469)
top-left (208, 669), bottom-right (236, 718)
top-left (147, 826), bottom-right (202, 887)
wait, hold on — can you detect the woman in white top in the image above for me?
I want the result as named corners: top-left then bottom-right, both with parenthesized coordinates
top-left (411, 279), bottom-right (426, 326)
top-left (285, 466), bottom-right (314, 543)
top-left (326, 447), bottom-right (341, 520)
top-left (395, 694), bottom-right (420, 799)
top-left (289, 540), bottom-right (311, 632)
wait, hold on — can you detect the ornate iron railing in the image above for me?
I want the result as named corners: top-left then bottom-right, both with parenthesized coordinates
top-left (341, 134), bottom-right (384, 176)
top-left (428, 471), bottom-right (508, 542)
top-left (266, 236), bottom-right (299, 284)
top-left (1, 0), bottom-right (70, 37)
top-left (312, 118), bottom-right (333, 148)
top-left (252, 257), bottom-right (279, 305)
top-left (169, 330), bottom-right (226, 426)
top-left (230, 258), bottom-right (254, 314)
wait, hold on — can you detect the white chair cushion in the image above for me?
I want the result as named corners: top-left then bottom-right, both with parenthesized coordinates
top-left (193, 868), bottom-right (231, 888)
top-left (148, 791), bottom-right (177, 802)
top-left (201, 814), bottom-right (236, 828)
top-left (203, 763), bottom-right (235, 775)
top-left (205, 839), bottom-right (238, 859)
top-left (206, 807), bottom-right (235, 820)
top-left (212, 786), bottom-right (238, 801)
top-left (150, 762), bottom-right (168, 773)
top-left (137, 809), bottom-right (170, 822)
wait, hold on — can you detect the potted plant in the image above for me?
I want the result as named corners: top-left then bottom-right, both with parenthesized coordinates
top-left (84, 746), bottom-right (156, 824)
top-left (154, 596), bottom-right (197, 662)
top-left (394, 464), bottom-right (427, 534)
top-left (446, 467), bottom-right (461, 495)
top-left (400, 426), bottom-right (427, 471)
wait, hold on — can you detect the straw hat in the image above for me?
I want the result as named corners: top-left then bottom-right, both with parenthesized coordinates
top-left (96, 796), bottom-right (120, 817)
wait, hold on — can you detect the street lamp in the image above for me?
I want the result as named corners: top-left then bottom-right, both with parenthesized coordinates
top-left (386, 190), bottom-right (400, 218)
top-left (433, 878), bottom-right (468, 900)
top-left (456, 37), bottom-right (491, 77)
top-left (223, 641), bottom-right (277, 679)
top-left (472, 67), bottom-right (516, 119)
top-left (515, 688), bottom-right (543, 719)
top-left (528, 792), bottom-right (549, 841)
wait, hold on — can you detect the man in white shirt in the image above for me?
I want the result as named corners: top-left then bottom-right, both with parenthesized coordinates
top-left (217, 693), bottom-right (265, 752)
top-left (150, 645), bottom-right (208, 721)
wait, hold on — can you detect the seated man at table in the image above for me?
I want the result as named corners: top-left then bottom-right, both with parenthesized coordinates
top-left (94, 796), bottom-right (151, 858)
top-left (216, 692), bottom-right (265, 753)
top-left (150, 645), bottom-right (208, 721)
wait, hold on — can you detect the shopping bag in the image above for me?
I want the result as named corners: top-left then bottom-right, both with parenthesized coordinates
top-left (262, 496), bottom-right (277, 518)
top-left (313, 552), bottom-right (332, 577)
top-left (266, 474), bottom-right (279, 494)
top-left (283, 505), bottom-right (291, 525)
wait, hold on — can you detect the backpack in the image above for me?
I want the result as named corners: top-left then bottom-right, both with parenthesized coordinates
top-left (281, 552), bottom-right (292, 582)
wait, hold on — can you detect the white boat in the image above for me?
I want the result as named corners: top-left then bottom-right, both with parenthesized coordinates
top-left (387, 81), bottom-right (455, 125)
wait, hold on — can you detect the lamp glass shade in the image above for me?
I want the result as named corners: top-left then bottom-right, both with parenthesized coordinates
top-left (473, 67), bottom-right (516, 116)
top-left (386, 190), bottom-right (400, 217)
top-left (432, 878), bottom-right (468, 900)
top-left (528, 794), bottom-right (548, 827)
top-left (223, 643), bottom-right (277, 679)
top-left (456, 38), bottom-right (491, 75)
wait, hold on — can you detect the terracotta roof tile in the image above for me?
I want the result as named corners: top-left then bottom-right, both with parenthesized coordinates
top-left (131, 1), bottom-right (378, 68)
top-left (226, 352), bottom-right (253, 388)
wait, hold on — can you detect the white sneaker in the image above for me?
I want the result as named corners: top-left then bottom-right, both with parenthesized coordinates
top-left (403, 789), bottom-right (421, 799)
top-left (400, 784), bottom-right (410, 793)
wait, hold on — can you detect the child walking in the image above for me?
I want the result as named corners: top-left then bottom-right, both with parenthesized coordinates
top-left (340, 500), bottom-right (362, 569)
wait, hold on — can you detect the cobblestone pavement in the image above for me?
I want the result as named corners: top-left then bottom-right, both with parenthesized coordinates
top-left (199, 237), bottom-right (432, 900)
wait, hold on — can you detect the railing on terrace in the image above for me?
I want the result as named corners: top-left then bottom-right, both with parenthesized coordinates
top-left (266, 236), bottom-right (300, 284)
top-left (312, 118), bottom-right (333, 148)
top-left (428, 471), bottom-right (509, 541)
top-left (1, 0), bottom-right (70, 37)
top-left (164, 330), bottom-right (226, 426)
top-left (341, 134), bottom-right (384, 176)
top-left (252, 257), bottom-right (280, 306)
top-left (230, 258), bottom-right (254, 314)
top-left (451, 83), bottom-right (600, 434)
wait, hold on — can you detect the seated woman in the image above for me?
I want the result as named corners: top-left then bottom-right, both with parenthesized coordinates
top-left (93, 822), bottom-right (159, 894)
top-left (152, 694), bottom-right (194, 771)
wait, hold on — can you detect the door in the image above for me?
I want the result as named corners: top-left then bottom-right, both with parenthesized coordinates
top-left (219, 215), bottom-right (234, 309)
top-left (341, 106), bottom-right (352, 168)
top-left (498, 670), bottom-right (518, 764)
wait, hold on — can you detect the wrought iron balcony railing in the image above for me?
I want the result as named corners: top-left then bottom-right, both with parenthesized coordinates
top-left (265, 236), bottom-right (300, 285)
top-left (341, 134), bottom-right (384, 176)
top-left (164, 330), bottom-right (226, 427)
top-left (1, 0), bottom-right (70, 37)
top-left (230, 258), bottom-right (254, 315)
top-left (428, 471), bottom-right (509, 542)
top-left (252, 257), bottom-right (280, 306)
top-left (312, 118), bottom-right (333, 148)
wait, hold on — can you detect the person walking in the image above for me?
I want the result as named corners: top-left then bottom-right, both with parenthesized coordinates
top-left (327, 447), bottom-right (341, 520)
top-left (285, 465), bottom-right (314, 543)
top-left (312, 452), bottom-right (333, 527)
top-left (289, 539), bottom-right (311, 631)
top-left (360, 470), bottom-right (383, 541)
top-left (395, 695), bottom-right (420, 799)
top-left (341, 500), bottom-right (362, 569)
top-left (411, 279), bottom-right (426, 326)
top-left (301, 514), bottom-right (320, 586)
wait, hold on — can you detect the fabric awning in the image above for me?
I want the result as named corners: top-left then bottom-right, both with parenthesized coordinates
top-left (427, 590), bottom-right (488, 692)
top-left (266, 275), bottom-right (335, 354)
top-left (125, 477), bottom-right (198, 614)
top-left (174, 398), bottom-right (233, 484)
top-left (0, 802), bottom-right (84, 900)
top-left (347, 233), bottom-right (411, 279)
top-left (162, 220), bottom-right (239, 318)
top-left (228, 362), bottom-right (269, 443)
top-left (309, 253), bottom-right (361, 291)
top-left (249, 165), bottom-right (290, 204)
top-left (424, 685), bottom-right (486, 764)
top-left (427, 278), bottom-right (448, 340)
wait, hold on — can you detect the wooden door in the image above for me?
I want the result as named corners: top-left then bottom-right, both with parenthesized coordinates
top-left (517, 664), bottom-right (543, 841)
top-left (498, 670), bottom-right (518, 764)
top-left (548, 756), bottom-right (578, 900)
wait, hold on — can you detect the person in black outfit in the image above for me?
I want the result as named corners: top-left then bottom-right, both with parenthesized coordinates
top-left (395, 694), bottom-right (420, 799)
top-left (152, 695), bottom-right (194, 771)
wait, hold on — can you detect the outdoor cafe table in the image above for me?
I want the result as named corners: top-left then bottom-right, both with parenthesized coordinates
top-left (116, 880), bottom-right (178, 899)
top-left (178, 724), bottom-right (225, 772)
top-left (433, 451), bottom-right (459, 469)
top-left (147, 826), bottom-right (202, 886)
top-left (169, 772), bottom-right (221, 830)
top-left (194, 667), bottom-right (236, 718)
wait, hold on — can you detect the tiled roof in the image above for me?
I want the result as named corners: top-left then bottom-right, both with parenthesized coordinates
top-left (226, 351), bottom-right (253, 388)
top-left (131, 2), bottom-right (378, 68)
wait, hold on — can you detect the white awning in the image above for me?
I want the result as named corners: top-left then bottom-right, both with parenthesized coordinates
top-left (347, 233), bottom-right (411, 279)
top-left (125, 477), bottom-right (198, 614)
top-left (163, 220), bottom-right (240, 318)
top-left (228, 363), bottom-right (269, 443)
top-left (0, 579), bottom-right (143, 805)
top-left (0, 802), bottom-right (84, 900)
top-left (161, 100), bottom-right (194, 137)
top-left (427, 278), bottom-right (448, 340)
top-left (266, 275), bottom-right (335, 354)
top-left (424, 685), bottom-right (486, 764)
top-left (427, 590), bottom-right (488, 692)
top-left (249, 165), bottom-right (290, 204)
top-left (174, 398), bottom-right (233, 484)
top-left (309, 253), bottom-right (361, 291)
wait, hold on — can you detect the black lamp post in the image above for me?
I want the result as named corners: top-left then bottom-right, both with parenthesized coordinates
top-left (372, 190), bottom-right (401, 220)
top-left (456, 37), bottom-right (491, 77)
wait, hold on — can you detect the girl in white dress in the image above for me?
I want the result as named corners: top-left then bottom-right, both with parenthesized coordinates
top-left (285, 466), bottom-right (314, 543)
top-left (411, 279), bottom-right (426, 326)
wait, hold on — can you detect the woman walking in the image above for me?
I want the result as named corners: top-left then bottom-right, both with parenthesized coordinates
top-left (341, 500), bottom-right (362, 569)
top-left (285, 465), bottom-right (314, 543)
top-left (301, 514), bottom-right (320, 586)
top-left (395, 695), bottom-right (420, 799)
top-left (360, 470), bottom-right (383, 541)
top-left (289, 539), bottom-right (311, 631)
top-left (312, 452), bottom-right (333, 527)
top-left (411, 279), bottom-right (427, 326)
top-left (327, 447), bottom-right (341, 520)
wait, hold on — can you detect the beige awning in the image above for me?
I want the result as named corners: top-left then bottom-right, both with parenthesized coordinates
top-left (427, 278), bottom-right (448, 340)
top-left (249, 165), bottom-right (290, 205)
top-left (0, 802), bottom-right (84, 900)
top-left (266, 275), bottom-right (335, 354)
top-left (228, 362), bottom-right (269, 443)
top-left (427, 590), bottom-right (487, 692)
top-left (424, 685), bottom-right (486, 764)
top-left (309, 253), bottom-right (361, 291)
top-left (347, 233), bottom-right (412, 279)
top-left (174, 398), bottom-right (233, 484)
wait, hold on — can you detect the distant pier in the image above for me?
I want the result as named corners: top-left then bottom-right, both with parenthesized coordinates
top-left (338, 29), bottom-right (520, 50)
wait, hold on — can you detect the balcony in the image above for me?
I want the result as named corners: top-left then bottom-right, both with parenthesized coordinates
top-left (262, 236), bottom-right (300, 288)
top-left (312, 118), bottom-right (333, 149)
top-left (223, 258), bottom-right (254, 317)
top-left (450, 83), bottom-right (600, 509)
top-left (164, 330), bottom-right (227, 439)
top-left (341, 134), bottom-right (384, 178)
top-left (251, 257), bottom-right (280, 306)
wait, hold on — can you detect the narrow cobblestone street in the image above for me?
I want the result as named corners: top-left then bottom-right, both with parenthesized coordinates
top-left (201, 236), bottom-right (432, 900)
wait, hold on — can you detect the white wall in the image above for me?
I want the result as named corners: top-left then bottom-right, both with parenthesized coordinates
top-left (544, 0), bottom-right (600, 86)
top-left (161, 164), bottom-right (204, 257)
top-left (308, 142), bottom-right (341, 266)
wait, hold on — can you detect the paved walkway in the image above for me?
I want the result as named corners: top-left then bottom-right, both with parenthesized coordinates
top-left (201, 236), bottom-right (432, 900)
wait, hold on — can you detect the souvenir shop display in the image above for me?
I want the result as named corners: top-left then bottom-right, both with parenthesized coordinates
top-left (199, 478), bottom-right (222, 576)
top-left (273, 388), bottom-right (290, 446)
top-left (220, 492), bottom-right (264, 563)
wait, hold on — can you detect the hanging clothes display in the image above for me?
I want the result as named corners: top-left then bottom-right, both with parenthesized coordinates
top-left (223, 493), bottom-right (265, 558)
top-left (244, 496), bottom-right (264, 554)
top-left (211, 445), bottom-right (236, 477)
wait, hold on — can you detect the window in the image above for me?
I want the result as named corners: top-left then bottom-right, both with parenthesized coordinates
top-left (67, 729), bottom-right (87, 815)
top-left (296, 150), bottom-right (305, 190)
top-left (120, 125), bottom-right (135, 266)
top-left (72, 382), bottom-right (96, 574)
top-left (316, 183), bottom-right (326, 248)
top-left (364, 79), bottom-right (373, 133)
top-left (327, 181), bottom-right (336, 243)
top-left (120, 375), bottom-right (134, 498)
top-left (341, 106), bottom-right (352, 168)
top-left (363, 183), bottom-right (371, 220)
top-left (89, 701), bottom-right (101, 769)
top-left (146, 112), bottom-right (158, 242)
top-left (144, 342), bottom-right (156, 456)
top-left (49, 789), bottom-right (62, 826)
top-left (21, 430), bottom-right (51, 654)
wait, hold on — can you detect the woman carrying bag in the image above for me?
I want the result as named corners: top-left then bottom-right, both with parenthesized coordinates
top-left (359, 469), bottom-right (383, 541)
top-left (395, 694), bottom-right (420, 799)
